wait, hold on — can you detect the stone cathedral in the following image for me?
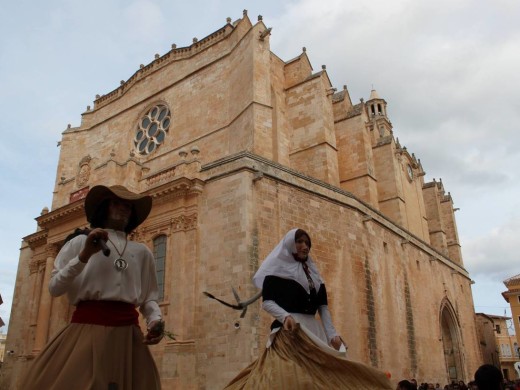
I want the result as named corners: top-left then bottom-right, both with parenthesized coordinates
top-left (1, 11), bottom-right (481, 389)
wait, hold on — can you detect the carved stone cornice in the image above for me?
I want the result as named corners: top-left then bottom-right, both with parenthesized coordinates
top-left (149, 178), bottom-right (205, 205)
top-left (24, 231), bottom-right (48, 250)
top-left (145, 165), bottom-right (177, 186)
top-left (35, 201), bottom-right (85, 230)
top-left (29, 258), bottom-right (46, 275)
top-left (129, 227), bottom-right (144, 242)
top-left (29, 260), bottom-right (39, 274)
top-left (171, 214), bottom-right (198, 232)
top-left (46, 243), bottom-right (60, 258)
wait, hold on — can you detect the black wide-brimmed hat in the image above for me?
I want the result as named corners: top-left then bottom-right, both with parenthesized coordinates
top-left (85, 185), bottom-right (152, 231)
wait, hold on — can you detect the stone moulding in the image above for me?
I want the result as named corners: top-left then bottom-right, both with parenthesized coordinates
top-left (143, 158), bottom-right (201, 187)
top-left (29, 176), bottom-right (203, 242)
top-left (170, 214), bottom-right (198, 232)
top-left (35, 203), bottom-right (85, 230)
top-left (148, 177), bottom-right (204, 202)
top-left (201, 151), bottom-right (470, 278)
top-left (164, 339), bottom-right (196, 352)
top-left (141, 212), bottom-right (198, 235)
top-left (94, 156), bottom-right (146, 171)
top-left (45, 243), bottom-right (60, 258)
top-left (24, 231), bottom-right (48, 250)
top-left (28, 252), bottom-right (48, 274)
top-left (145, 166), bottom-right (177, 186)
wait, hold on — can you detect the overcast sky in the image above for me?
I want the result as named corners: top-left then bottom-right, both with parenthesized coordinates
top-left (1, 0), bottom-right (519, 333)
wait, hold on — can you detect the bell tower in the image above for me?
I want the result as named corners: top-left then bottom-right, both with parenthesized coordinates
top-left (367, 89), bottom-right (392, 140)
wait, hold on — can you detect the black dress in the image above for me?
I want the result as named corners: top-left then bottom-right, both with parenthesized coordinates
top-left (262, 275), bottom-right (328, 329)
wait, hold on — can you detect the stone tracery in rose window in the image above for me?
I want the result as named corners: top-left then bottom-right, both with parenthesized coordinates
top-left (134, 104), bottom-right (171, 156)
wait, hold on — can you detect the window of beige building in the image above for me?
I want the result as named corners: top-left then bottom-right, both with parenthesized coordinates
top-left (501, 343), bottom-right (512, 357)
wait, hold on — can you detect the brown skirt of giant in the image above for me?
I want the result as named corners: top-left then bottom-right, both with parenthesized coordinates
top-left (21, 323), bottom-right (161, 390)
top-left (225, 325), bottom-right (393, 390)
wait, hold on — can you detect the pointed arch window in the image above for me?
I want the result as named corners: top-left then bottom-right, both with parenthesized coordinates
top-left (153, 235), bottom-right (167, 301)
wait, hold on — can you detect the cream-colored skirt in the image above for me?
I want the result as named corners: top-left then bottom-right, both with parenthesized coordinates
top-left (21, 323), bottom-right (161, 390)
top-left (225, 323), bottom-right (392, 390)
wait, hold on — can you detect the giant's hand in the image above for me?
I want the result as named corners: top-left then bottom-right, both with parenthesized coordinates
top-left (79, 228), bottom-right (108, 263)
top-left (283, 315), bottom-right (297, 332)
top-left (331, 335), bottom-right (346, 351)
top-left (144, 319), bottom-right (165, 345)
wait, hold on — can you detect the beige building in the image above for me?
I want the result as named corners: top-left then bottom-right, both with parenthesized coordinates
top-left (503, 274), bottom-right (520, 341)
top-left (0, 333), bottom-right (6, 367)
top-left (476, 313), bottom-right (519, 381)
top-left (0, 293), bottom-right (4, 329)
top-left (501, 274), bottom-right (520, 380)
top-left (476, 313), bottom-right (501, 367)
top-left (1, 11), bottom-right (481, 389)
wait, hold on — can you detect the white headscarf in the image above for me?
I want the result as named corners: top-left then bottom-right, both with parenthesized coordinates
top-left (253, 228), bottom-right (323, 293)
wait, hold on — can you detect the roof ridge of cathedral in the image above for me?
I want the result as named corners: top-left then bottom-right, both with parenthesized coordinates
top-left (332, 89), bottom-right (346, 103)
top-left (92, 12), bottom-right (253, 111)
top-left (285, 48), bottom-right (310, 66)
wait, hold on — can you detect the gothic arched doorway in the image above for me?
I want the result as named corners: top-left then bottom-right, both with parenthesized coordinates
top-left (440, 300), bottom-right (465, 383)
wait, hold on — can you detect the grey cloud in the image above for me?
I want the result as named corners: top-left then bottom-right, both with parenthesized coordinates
top-left (463, 216), bottom-right (520, 280)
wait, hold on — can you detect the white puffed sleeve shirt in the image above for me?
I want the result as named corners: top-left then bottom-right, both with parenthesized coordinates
top-left (49, 229), bottom-right (162, 325)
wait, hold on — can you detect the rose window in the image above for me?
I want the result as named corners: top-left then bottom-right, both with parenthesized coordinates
top-left (134, 104), bottom-right (171, 155)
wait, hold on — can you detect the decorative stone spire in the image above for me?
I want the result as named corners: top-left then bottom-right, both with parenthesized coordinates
top-left (369, 89), bottom-right (381, 100)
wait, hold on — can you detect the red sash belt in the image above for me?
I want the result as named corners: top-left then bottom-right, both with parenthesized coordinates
top-left (71, 300), bottom-right (138, 326)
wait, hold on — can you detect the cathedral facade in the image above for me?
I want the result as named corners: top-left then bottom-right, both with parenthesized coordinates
top-left (1, 11), bottom-right (481, 389)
